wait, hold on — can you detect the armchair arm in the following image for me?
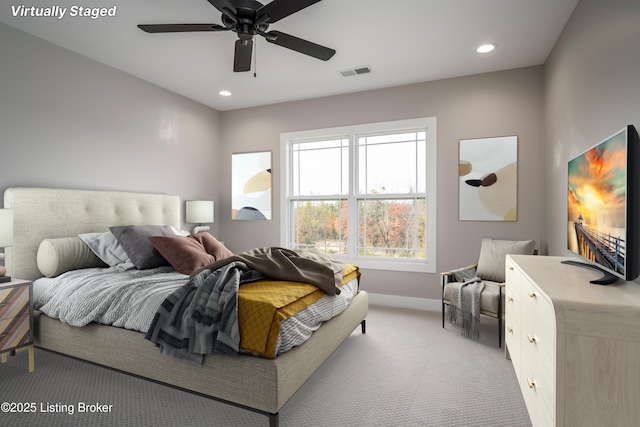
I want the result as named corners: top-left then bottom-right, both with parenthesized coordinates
top-left (440, 263), bottom-right (478, 286)
top-left (440, 263), bottom-right (478, 277)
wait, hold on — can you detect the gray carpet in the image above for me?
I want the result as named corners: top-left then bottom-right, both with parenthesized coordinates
top-left (0, 305), bottom-right (532, 426)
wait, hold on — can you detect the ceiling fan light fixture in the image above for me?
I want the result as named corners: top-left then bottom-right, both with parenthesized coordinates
top-left (477, 43), bottom-right (497, 53)
top-left (219, 90), bottom-right (232, 97)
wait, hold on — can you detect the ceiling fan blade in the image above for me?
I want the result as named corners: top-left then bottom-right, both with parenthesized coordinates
top-left (258, 0), bottom-right (322, 23)
top-left (265, 31), bottom-right (335, 61)
top-left (206, 0), bottom-right (237, 15)
top-left (234, 39), bottom-right (253, 72)
top-left (138, 24), bottom-right (228, 33)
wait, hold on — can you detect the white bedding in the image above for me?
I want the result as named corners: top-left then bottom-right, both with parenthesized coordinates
top-left (33, 267), bottom-right (359, 357)
top-left (34, 266), bottom-right (187, 332)
top-left (275, 279), bottom-right (357, 355)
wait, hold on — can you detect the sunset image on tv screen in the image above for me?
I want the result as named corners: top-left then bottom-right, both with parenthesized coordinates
top-left (567, 130), bottom-right (627, 274)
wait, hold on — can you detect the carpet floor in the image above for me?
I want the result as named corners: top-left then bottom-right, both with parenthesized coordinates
top-left (0, 305), bottom-right (532, 426)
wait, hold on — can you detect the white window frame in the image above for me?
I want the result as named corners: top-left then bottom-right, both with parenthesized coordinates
top-left (280, 117), bottom-right (437, 273)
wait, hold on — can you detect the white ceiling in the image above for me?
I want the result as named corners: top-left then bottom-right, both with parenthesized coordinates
top-left (1, 0), bottom-right (578, 111)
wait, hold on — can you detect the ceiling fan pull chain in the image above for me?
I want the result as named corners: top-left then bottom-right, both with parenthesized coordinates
top-left (254, 37), bottom-right (258, 78)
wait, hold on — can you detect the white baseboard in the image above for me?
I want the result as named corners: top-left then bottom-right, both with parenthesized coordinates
top-left (366, 293), bottom-right (440, 312)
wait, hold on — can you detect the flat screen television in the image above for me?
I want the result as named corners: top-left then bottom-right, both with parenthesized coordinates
top-left (566, 125), bottom-right (640, 284)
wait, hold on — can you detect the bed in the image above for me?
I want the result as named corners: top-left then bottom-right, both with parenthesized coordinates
top-left (3, 187), bottom-right (368, 427)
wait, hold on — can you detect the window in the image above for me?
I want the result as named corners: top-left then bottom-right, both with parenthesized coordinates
top-left (281, 118), bottom-right (436, 272)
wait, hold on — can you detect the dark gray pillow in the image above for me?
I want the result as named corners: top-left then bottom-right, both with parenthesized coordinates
top-left (109, 225), bottom-right (178, 269)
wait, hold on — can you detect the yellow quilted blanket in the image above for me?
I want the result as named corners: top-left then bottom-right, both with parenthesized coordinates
top-left (238, 264), bottom-right (359, 358)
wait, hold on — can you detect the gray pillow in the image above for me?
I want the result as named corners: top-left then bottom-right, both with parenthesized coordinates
top-left (37, 236), bottom-right (107, 277)
top-left (79, 231), bottom-right (133, 269)
top-left (109, 225), bottom-right (178, 269)
top-left (476, 237), bottom-right (535, 283)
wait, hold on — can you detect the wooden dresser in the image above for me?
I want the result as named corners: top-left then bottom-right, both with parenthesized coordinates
top-left (505, 255), bottom-right (640, 427)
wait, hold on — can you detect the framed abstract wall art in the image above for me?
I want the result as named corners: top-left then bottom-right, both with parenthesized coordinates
top-left (232, 151), bottom-right (272, 220)
top-left (458, 136), bottom-right (518, 221)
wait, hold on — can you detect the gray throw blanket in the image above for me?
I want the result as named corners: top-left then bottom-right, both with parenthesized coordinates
top-left (145, 261), bottom-right (264, 364)
top-left (447, 268), bottom-right (484, 340)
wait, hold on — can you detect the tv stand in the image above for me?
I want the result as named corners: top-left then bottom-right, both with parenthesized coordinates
top-left (560, 260), bottom-right (619, 285)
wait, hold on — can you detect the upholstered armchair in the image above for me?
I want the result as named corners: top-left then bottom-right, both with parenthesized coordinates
top-left (440, 237), bottom-right (536, 347)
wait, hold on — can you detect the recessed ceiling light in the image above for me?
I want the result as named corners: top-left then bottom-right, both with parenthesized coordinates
top-left (219, 90), bottom-right (232, 97)
top-left (476, 43), bottom-right (497, 54)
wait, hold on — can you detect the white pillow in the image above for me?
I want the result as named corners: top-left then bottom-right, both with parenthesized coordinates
top-left (79, 231), bottom-right (134, 269)
top-left (37, 236), bottom-right (106, 277)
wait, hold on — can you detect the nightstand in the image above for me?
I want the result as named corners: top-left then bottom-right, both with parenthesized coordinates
top-left (0, 279), bottom-right (34, 372)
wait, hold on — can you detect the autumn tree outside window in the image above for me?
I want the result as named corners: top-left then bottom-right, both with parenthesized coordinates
top-left (280, 118), bottom-right (437, 273)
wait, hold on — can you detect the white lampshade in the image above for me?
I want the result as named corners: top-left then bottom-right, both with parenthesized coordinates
top-left (186, 200), bottom-right (214, 224)
top-left (0, 209), bottom-right (13, 247)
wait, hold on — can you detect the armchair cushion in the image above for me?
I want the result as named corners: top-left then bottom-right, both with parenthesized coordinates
top-left (476, 237), bottom-right (535, 283)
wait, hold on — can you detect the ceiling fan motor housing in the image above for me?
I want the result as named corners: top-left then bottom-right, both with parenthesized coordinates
top-left (223, 0), bottom-right (267, 41)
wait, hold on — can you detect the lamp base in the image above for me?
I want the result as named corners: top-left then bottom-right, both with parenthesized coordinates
top-left (0, 276), bottom-right (11, 283)
top-left (191, 225), bottom-right (211, 235)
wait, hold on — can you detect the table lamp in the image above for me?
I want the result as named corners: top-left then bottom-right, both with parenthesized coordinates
top-left (185, 200), bottom-right (214, 235)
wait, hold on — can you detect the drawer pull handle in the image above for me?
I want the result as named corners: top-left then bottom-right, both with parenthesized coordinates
top-left (527, 378), bottom-right (537, 389)
top-left (508, 266), bottom-right (514, 271)
top-left (528, 292), bottom-right (537, 298)
top-left (507, 327), bottom-right (514, 334)
top-left (527, 334), bottom-right (538, 343)
top-left (508, 297), bottom-right (514, 302)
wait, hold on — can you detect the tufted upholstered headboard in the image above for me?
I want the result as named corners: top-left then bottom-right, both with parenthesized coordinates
top-left (3, 187), bottom-right (181, 281)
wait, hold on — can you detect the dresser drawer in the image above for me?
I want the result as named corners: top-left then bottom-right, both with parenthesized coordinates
top-left (0, 285), bottom-right (30, 321)
top-left (521, 278), bottom-right (556, 364)
top-left (520, 355), bottom-right (555, 426)
top-left (521, 340), bottom-right (555, 414)
top-left (0, 314), bottom-right (32, 352)
top-left (505, 259), bottom-right (522, 367)
top-left (505, 293), bottom-right (522, 367)
top-left (505, 283), bottom-right (521, 338)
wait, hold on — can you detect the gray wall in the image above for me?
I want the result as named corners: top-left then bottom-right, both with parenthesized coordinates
top-left (219, 67), bottom-right (546, 300)
top-left (544, 0), bottom-right (640, 269)
top-left (0, 23), bottom-right (222, 233)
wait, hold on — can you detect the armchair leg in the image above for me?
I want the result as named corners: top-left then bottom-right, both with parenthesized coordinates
top-left (441, 275), bottom-right (446, 328)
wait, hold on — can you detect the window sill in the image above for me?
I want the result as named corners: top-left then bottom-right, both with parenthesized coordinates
top-left (335, 255), bottom-right (435, 273)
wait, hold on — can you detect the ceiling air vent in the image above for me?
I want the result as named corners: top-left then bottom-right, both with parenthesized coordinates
top-left (339, 66), bottom-right (372, 77)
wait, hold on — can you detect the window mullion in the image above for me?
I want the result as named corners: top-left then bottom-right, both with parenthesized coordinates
top-left (347, 133), bottom-right (357, 263)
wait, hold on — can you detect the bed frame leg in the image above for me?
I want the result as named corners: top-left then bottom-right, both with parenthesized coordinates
top-left (361, 320), bottom-right (366, 334)
top-left (268, 412), bottom-right (279, 427)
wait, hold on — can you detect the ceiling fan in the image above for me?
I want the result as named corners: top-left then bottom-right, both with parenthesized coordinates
top-left (138, 0), bottom-right (336, 72)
